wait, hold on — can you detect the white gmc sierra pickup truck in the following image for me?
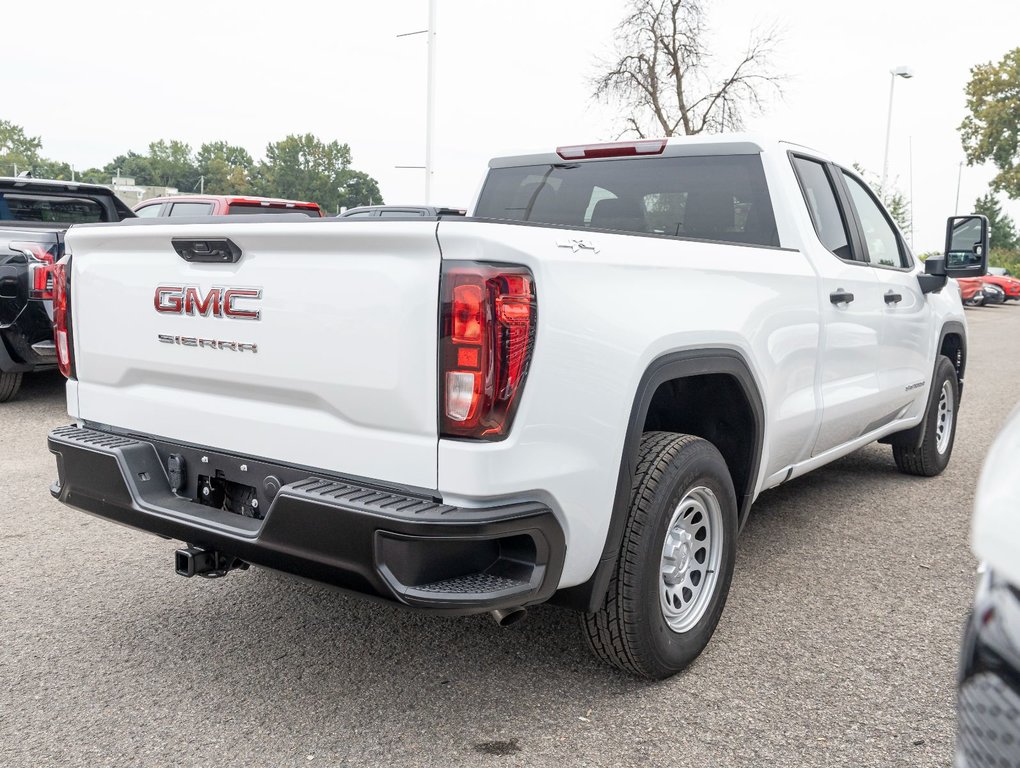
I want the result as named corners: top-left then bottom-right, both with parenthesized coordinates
top-left (46, 135), bottom-right (988, 679)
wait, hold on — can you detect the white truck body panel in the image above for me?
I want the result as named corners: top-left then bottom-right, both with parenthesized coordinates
top-left (65, 220), bottom-right (441, 490)
top-left (435, 221), bottom-right (820, 585)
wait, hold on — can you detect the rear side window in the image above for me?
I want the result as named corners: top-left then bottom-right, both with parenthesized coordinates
top-left (474, 154), bottom-right (780, 247)
top-left (791, 157), bottom-right (852, 261)
top-left (169, 202), bottom-right (214, 217)
top-left (227, 204), bottom-right (320, 217)
top-left (0, 193), bottom-right (108, 223)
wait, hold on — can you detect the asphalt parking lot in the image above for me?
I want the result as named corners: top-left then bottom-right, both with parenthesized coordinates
top-left (2, 306), bottom-right (1018, 768)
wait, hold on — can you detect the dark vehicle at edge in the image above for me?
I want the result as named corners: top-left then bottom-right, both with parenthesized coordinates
top-left (0, 176), bottom-right (135, 402)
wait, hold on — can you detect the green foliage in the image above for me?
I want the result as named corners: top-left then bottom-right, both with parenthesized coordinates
top-left (197, 141), bottom-right (255, 195)
top-left (852, 163), bottom-right (911, 235)
top-left (104, 140), bottom-right (200, 190)
top-left (0, 119), bottom-right (383, 209)
top-left (960, 48), bottom-right (1020, 198)
top-left (338, 170), bottom-right (382, 209)
top-left (0, 119), bottom-right (43, 175)
top-left (990, 248), bottom-right (1020, 275)
top-left (974, 192), bottom-right (1020, 250)
top-left (253, 134), bottom-right (353, 211)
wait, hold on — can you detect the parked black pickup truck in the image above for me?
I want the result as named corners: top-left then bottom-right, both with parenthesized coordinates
top-left (0, 177), bottom-right (135, 401)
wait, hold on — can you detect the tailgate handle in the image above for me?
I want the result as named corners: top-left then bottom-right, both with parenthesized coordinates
top-left (172, 238), bottom-right (242, 263)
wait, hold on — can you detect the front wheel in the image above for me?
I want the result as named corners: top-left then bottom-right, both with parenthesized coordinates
top-left (582, 432), bottom-right (737, 679)
top-left (892, 355), bottom-right (958, 477)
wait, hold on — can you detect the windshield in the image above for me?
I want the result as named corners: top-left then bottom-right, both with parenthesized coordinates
top-left (474, 154), bottom-right (779, 247)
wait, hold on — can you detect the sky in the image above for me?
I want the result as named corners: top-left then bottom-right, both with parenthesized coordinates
top-left (5, 0), bottom-right (1019, 253)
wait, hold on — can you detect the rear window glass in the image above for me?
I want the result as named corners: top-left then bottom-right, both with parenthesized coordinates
top-left (0, 192), bottom-right (108, 223)
top-left (474, 154), bottom-right (779, 247)
top-left (227, 204), bottom-right (320, 217)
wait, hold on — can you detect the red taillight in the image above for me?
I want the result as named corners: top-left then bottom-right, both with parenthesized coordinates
top-left (51, 260), bottom-right (74, 379)
top-left (440, 263), bottom-right (536, 440)
top-left (556, 139), bottom-right (667, 160)
top-left (31, 263), bottom-right (55, 300)
top-left (12, 242), bottom-right (57, 300)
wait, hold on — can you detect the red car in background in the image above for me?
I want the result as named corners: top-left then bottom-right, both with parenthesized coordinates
top-left (958, 277), bottom-right (1006, 307)
top-left (958, 277), bottom-right (985, 305)
top-left (134, 195), bottom-right (324, 218)
top-left (979, 273), bottom-right (1020, 301)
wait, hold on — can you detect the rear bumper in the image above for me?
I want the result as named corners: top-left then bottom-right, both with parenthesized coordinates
top-left (48, 424), bottom-right (565, 615)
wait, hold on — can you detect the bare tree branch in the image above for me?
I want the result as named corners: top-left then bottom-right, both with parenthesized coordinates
top-left (591, 1), bottom-right (784, 137)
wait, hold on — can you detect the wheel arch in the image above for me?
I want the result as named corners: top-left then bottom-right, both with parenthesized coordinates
top-left (551, 348), bottom-right (765, 613)
top-left (882, 321), bottom-right (967, 450)
top-left (939, 321), bottom-right (966, 403)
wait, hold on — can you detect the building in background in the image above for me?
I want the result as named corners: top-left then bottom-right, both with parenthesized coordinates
top-left (109, 176), bottom-right (178, 209)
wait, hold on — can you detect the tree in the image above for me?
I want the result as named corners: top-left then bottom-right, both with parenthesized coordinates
top-left (104, 140), bottom-right (199, 190)
top-left (960, 48), bottom-right (1020, 198)
top-left (103, 150), bottom-right (153, 184)
top-left (254, 134), bottom-right (357, 211)
top-left (146, 140), bottom-right (200, 190)
top-left (852, 163), bottom-right (911, 235)
top-left (593, 0), bottom-right (782, 137)
top-left (0, 119), bottom-right (43, 175)
top-left (338, 170), bottom-right (382, 209)
top-left (196, 141), bottom-right (254, 195)
top-left (975, 191), bottom-right (1020, 251)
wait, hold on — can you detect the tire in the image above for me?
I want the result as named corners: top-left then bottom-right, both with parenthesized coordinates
top-left (582, 432), bottom-right (737, 679)
top-left (892, 355), bottom-right (958, 477)
top-left (0, 371), bottom-right (22, 403)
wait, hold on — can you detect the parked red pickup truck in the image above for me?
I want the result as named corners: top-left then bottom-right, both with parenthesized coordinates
top-left (134, 195), bottom-right (323, 218)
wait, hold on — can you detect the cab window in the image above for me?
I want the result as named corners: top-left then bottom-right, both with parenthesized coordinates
top-left (841, 172), bottom-right (909, 268)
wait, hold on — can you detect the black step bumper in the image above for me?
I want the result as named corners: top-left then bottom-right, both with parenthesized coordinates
top-left (48, 425), bottom-right (565, 615)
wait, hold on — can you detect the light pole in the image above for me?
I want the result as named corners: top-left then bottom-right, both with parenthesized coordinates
top-left (396, 0), bottom-right (437, 203)
top-left (881, 65), bottom-right (914, 194)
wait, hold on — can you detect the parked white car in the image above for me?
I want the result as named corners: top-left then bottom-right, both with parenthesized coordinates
top-left (957, 407), bottom-right (1020, 767)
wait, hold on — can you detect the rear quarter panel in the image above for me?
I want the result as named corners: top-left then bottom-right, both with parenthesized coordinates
top-left (436, 220), bottom-right (820, 587)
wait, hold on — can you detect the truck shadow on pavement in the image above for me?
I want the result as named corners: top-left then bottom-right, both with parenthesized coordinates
top-left (59, 441), bottom-right (954, 763)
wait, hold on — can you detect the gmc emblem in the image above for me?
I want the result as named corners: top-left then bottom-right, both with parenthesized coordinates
top-left (154, 285), bottom-right (262, 320)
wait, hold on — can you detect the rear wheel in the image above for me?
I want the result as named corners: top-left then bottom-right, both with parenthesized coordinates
top-left (0, 372), bottom-right (22, 402)
top-left (582, 432), bottom-right (737, 679)
top-left (893, 355), bottom-right (958, 477)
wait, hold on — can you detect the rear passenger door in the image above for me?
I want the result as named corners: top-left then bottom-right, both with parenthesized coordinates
top-left (837, 168), bottom-right (932, 418)
top-left (790, 155), bottom-right (888, 457)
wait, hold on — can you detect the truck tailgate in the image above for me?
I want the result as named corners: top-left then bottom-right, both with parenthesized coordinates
top-left (65, 219), bottom-right (440, 490)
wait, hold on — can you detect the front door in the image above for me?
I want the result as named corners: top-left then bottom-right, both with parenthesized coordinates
top-left (790, 155), bottom-right (888, 457)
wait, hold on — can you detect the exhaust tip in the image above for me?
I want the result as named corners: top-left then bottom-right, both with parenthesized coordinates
top-left (490, 607), bottom-right (528, 627)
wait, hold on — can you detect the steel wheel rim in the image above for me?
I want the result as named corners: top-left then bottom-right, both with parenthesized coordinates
top-left (659, 486), bottom-right (723, 633)
top-left (935, 380), bottom-right (955, 455)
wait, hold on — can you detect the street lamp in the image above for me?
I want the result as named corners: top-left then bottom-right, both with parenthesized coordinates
top-left (881, 65), bottom-right (914, 193)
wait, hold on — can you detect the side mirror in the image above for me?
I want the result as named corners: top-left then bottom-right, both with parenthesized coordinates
top-left (918, 257), bottom-right (947, 294)
top-left (944, 214), bottom-right (989, 278)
